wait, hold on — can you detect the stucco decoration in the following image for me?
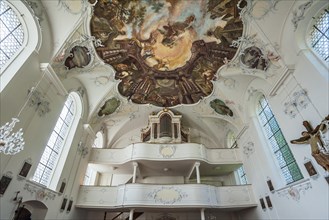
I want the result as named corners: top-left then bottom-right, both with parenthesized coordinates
top-left (64, 46), bottom-right (91, 70)
top-left (240, 46), bottom-right (269, 70)
top-left (243, 0), bottom-right (279, 20)
top-left (243, 141), bottom-right (254, 157)
top-left (24, 183), bottom-right (56, 200)
top-left (228, 34), bottom-right (280, 76)
top-left (78, 141), bottom-right (89, 158)
top-left (283, 89), bottom-right (310, 118)
top-left (277, 180), bottom-right (312, 201)
top-left (159, 145), bottom-right (176, 158)
top-left (147, 186), bottom-right (188, 205)
top-left (53, 34), bottom-right (99, 75)
top-left (210, 99), bottom-right (233, 117)
top-left (23, 0), bottom-right (45, 23)
top-left (98, 98), bottom-right (121, 117)
top-left (58, 0), bottom-right (88, 15)
top-left (27, 88), bottom-right (50, 117)
top-left (90, 0), bottom-right (247, 107)
top-left (291, 0), bottom-right (314, 31)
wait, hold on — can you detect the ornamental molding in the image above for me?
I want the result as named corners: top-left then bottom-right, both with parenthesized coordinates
top-left (291, 0), bottom-right (314, 31)
top-left (240, 0), bottom-right (279, 20)
top-left (159, 145), bottom-right (176, 158)
top-left (27, 87), bottom-right (50, 117)
top-left (53, 34), bottom-right (101, 76)
top-left (227, 34), bottom-right (281, 77)
top-left (283, 89), bottom-right (310, 118)
top-left (24, 183), bottom-right (57, 201)
top-left (276, 179), bottom-right (312, 201)
top-left (147, 186), bottom-right (188, 205)
top-left (58, 0), bottom-right (88, 15)
top-left (77, 141), bottom-right (89, 158)
top-left (243, 141), bottom-right (255, 157)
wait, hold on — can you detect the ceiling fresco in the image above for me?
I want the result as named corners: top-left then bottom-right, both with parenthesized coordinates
top-left (90, 0), bottom-right (246, 107)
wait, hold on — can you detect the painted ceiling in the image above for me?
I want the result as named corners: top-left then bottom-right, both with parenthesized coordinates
top-left (89, 0), bottom-right (246, 107)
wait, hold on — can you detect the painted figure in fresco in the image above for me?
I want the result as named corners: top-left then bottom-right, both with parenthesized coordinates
top-left (64, 46), bottom-right (91, 69)
top-left (210, 99), bottom-right (233, 117)
top-left (98, 98), bottom-right (120, 117)
top-left (158, 15), bottom-right (196, 48)
top-left (240, 46), bottom-right (269, 70)
top-left (290, 115), bottom-right (329, 172)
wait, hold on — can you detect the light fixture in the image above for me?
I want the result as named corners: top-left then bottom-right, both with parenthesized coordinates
top-left (0, 118), bottom-right (24, 155)
top-left (0, 72), bottom-right (48, 155)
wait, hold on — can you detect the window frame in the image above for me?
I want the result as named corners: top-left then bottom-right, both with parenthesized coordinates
top-left (32, 93), bottom-right (77, 188)
top-left (309, 8), bottom-right (329, 63)
top-left (256, 95), bottom-right (303, 184)
top-left (0, 0), bottom-right (25, 69)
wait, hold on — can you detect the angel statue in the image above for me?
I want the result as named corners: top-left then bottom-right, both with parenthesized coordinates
top-left (290, 115), bottom-right (329, 172)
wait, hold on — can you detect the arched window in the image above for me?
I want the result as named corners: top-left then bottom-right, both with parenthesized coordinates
top-left (256, 95), bottom-right (303, 184)
top-left (0, 0), bottom-right (24, 69)
top-left (32, 93), bottom-right (80, 187)
top-left (310, 8), bottom-right (329, 63)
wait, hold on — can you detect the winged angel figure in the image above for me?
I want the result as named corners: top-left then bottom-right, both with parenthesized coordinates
top-left (290, 115), bottom-right (329, 172)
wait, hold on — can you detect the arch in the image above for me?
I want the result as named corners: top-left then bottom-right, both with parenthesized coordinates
top-left (294, 1), bottom-right (329, 74)
top-left (255, 94), bottom-right (303, 184)
top-left (16, 200), bottom-right (48, 220)
top-left (0, 0), bottom-right (41, 92)
top-left (32, 92), bottom-right (82, 190)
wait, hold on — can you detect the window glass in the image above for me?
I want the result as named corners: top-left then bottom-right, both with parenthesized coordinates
top-left (0, 1), bottom-right (24, 69)
top-left (257, 95), bottom-right (303, 184)
top-left (237, 166), bottom-right (248, 185)
top-left (32, 94), bottom-right (76, 186)
top-left (310, 9), bottom-right (329, 62)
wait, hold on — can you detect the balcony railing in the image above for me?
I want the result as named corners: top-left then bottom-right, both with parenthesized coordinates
top-left (89, 143), bottom-right (242, 165)
top-left (76, 184), bottom-right (257, 209)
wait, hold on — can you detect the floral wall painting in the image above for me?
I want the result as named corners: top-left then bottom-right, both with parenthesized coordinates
top-left (64, 46), bottom-right (91, 70)
top-left (210, 99), bottom-right (233, 116)
top-left (90, 0), bottom-right (247, 107)
top-left (240, 46), bottom-right (269, 70)
top-left (98, 98), bottom-right (120, 117)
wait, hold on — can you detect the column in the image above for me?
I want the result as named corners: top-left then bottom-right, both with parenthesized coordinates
top-left (129, 209), bottom-right (134, 220)
top-left (132, 162), bottom-right (138, 183)
top-left (195, 162), bottom-right (201, 184)
top-left (201, 208), bottom-right (205, 220)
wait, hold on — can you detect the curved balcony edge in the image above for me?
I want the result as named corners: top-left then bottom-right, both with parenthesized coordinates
top-left (89, 143), bottom-right (242, 165)
top-left (76, 184), bottom-right (257, 209)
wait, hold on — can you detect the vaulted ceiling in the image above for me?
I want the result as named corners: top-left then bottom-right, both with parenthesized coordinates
top-left (31, 0), bottom-right (288, 149)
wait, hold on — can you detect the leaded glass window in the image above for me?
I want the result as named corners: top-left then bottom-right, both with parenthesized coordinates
top-left (257, 95), bottom-right (303, 184)
top-left (0, 1), bottom-right (24, 69)
top-left (310, 9), bottom-right (329, 62)
top-left (33, 94), bottom-right (76, 186)
top-left (237, 166), bottom-right (248, 185)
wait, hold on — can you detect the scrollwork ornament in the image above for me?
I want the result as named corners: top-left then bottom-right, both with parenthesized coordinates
top-left (228, 34), bottom-right (280, 77)
top-left (291, 0), bottom-right (314, 31)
